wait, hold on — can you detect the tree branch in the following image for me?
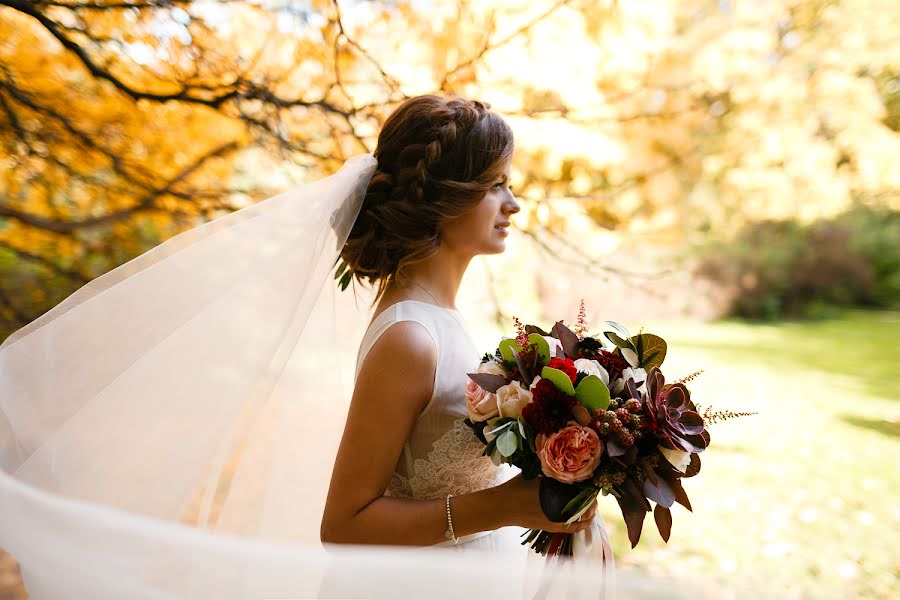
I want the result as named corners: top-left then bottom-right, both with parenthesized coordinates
top-left (439, 0), bottom-right (576, 90)
top-left (0, 141), bottom-right (239, 232)
top-left (0, 240), bottom-right (90, 282)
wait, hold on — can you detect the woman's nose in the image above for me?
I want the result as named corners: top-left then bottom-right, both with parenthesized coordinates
top-left (503, 193), bottom-right (521, 215)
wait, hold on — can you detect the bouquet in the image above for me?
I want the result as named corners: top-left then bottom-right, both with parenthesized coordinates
top-left (463, 302), bottom-right (752, 558)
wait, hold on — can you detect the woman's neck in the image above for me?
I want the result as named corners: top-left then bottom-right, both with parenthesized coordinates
top-left (381, 247), bottom-right (472, 310)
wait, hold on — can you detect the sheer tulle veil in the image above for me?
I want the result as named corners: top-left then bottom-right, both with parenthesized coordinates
top-left (0, 152), bottom-right (718, 599)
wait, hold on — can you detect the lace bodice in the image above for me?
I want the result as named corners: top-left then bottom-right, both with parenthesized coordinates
top-left (354, 300), bottom-right (515, 500)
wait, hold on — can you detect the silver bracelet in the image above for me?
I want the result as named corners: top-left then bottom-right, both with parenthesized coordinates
top-left (444, 493), bottom-right (459, 544)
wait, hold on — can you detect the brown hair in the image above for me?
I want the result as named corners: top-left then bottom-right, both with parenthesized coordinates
top-left (341, 94), bottom-right (514, 303)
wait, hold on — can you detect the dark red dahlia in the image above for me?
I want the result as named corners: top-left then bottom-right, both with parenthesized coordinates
top-left (548, 357), bottom-right (577, 383)
top-left (521, 378), bottom-right (577, 434)
top-left (590, 349), bottom-right (629, 383)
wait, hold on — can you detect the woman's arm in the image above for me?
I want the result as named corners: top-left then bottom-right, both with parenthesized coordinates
top-left (319, 320), bottom-right (594, 546)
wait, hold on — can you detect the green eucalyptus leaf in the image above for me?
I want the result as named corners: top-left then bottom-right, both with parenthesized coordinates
top-left (565, 493), bottom-right (599, 525)
top-left (540, 366), bottom-right (576, 396)
top-left (334, 260), bottom-right (348, 280)
top-left (604, 320), bottom-right (630, 339)
top-left (339, 270), bottom-right (351, 291)
top-left (574, 374), bottom-right (611, 411)
top-left (605, 331), bottom-right (636, 351)
top-left (528, 333), bottom-right (551, 367)
top-left (561, 487), bottom-right (594, 515)
top-left (484, 419), bottom-right (516, 437)
top-left (498, 338), bottom-right (520, 364)
top-left (497, 430), bottom-right (518, 457)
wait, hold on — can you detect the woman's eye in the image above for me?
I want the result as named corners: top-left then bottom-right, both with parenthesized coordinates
top-left (493, 181), bottom-right (506, 189)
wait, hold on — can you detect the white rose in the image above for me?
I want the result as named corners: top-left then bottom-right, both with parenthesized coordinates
top-left (658, 446), bottom-right (691, 473)
top-left (476, 360), bottom-right (507, 377)
top-left (529, 375), bottom-right (542, 390)
top-left (496, 381), bottom-right (533, 419)
top-left (573, 358), bottom-right (609, 386)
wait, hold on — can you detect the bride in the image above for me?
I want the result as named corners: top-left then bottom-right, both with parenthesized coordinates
top-left (320, 94), bottom-right (601, 550)
top-left (0, 93), bottom-right (614, 599)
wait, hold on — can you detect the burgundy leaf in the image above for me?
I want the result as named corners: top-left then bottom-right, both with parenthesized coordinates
top-left (551, 320), bottom-right (580, 358)
top-left (623, 476), bottom-right (652, 510)
top-left (671, 479), bottom-right (693, 512)
top-left (511, 347), bottom-right (533, 384)
top-left (624, 443), bottom-right (639, 465)
top-left (654, 505), bottom-right (672, 543)
top-left (643, 463), bottom-right (659, 486)
top-left (606, 439), bottom-right (627, 457)
top-left (625, 377), bottom-right (642, 400)
top-left (616, 495), bottom-right (648, 549)
top-left (467, 373), bottom-right (508, 393)
top-left (525, 324), bottom-right (550, 336)
top-left (643, 477), bottom-right (675, 508)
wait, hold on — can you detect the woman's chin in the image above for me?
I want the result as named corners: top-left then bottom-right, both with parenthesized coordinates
top-left (485, 240), bottom-right (507, 254)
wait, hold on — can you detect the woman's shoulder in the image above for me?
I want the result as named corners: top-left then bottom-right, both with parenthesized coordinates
top-left (356, 318), bottom-right (438, 415)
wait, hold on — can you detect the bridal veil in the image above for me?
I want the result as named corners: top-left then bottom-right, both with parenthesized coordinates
top-left (0, 152), bottom-right (714, 599)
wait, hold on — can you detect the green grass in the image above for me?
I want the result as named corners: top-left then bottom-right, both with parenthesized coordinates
top-left (588, 308), bottom-right (899, 599)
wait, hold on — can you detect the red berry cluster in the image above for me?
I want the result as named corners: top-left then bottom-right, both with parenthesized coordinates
top-left (589, 397), bottom-right (645, 449)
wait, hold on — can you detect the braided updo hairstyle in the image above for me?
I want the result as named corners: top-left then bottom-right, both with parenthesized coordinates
top-left (341, 94), bottom-right (514, 303)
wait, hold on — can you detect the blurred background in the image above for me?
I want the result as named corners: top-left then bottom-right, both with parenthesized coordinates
top-left (0, 0), bottom-right (897, 599)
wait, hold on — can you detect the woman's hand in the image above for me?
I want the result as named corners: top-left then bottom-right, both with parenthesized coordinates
top-left (492, 473), bottom-right (596, 533)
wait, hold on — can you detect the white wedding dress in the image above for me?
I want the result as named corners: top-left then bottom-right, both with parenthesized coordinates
top-left (317, 299), bottom-right (615, 600)
top-left (356, 299), bottom-right (526, 551)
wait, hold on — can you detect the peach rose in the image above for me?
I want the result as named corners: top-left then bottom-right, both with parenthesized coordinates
top-left (536, 422), bottom-right (603, 483)
top-left (465, 378), bottom-right (499, 422)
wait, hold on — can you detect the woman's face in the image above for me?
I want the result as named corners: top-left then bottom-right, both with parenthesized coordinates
top-left (440, 156), bottom-right (520, 256)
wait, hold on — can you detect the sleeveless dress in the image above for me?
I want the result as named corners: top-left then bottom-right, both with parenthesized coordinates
top-left (354, 299), bottom-right (527, 551)
top-left (319, 300), bottom-right (614, 598)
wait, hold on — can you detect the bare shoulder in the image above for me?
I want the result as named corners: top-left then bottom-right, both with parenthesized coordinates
top-left (355, 320), bottom-right (437, 415)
